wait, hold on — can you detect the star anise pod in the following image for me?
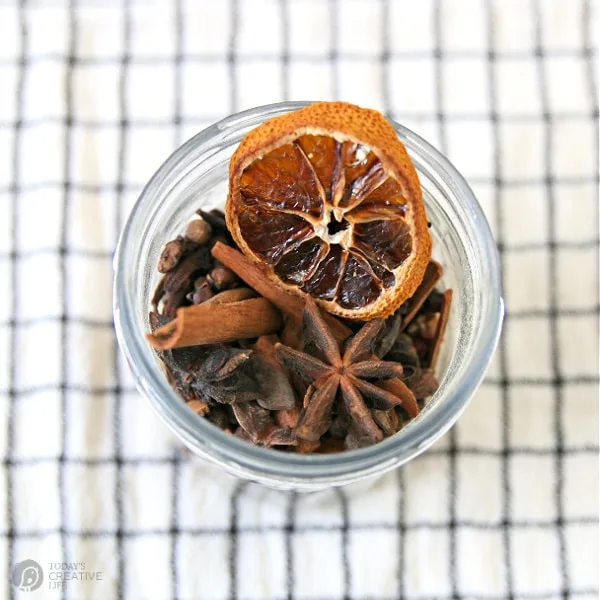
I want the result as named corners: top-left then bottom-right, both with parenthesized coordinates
top-left (274, 297), bottom-right (409, 446)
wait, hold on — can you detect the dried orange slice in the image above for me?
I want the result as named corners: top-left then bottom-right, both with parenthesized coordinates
top-left (225, 102), bottom-right (432, 320)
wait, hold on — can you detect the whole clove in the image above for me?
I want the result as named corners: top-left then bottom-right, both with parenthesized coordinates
top-left (196, 208), bottom-right (228, 232)
top-left (207, 262), bottom-right (238, 291)
top-left (185, 219), bottom-right (213, 245)
top-left (187, 277), bottom-right (214, 304)
top-left (158, 237), bottom-right (185, 273)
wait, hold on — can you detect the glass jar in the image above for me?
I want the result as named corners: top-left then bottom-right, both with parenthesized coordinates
top-left (113, 102), bottom-right (504, 492)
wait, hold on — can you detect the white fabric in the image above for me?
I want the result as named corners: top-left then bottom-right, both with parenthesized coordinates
top-left (1, 0), bottom-right (598, 599)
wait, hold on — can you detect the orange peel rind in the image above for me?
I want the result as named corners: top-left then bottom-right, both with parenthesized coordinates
top-left (225, 101), bottom-right (432, 320)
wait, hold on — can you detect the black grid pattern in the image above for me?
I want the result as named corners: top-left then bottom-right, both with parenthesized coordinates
top-left (1, 1), bottom-right (599, 599)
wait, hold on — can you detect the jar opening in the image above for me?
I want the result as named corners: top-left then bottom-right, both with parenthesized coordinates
top-left (114, 102), bottom-right (503, 488)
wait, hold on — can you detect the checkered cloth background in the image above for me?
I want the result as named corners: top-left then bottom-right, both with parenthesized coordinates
top-left (1, 0), bottom-right (598, 599)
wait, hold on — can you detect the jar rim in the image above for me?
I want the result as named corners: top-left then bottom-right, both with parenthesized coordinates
top-left (113, 101), bottom-right (504, 484)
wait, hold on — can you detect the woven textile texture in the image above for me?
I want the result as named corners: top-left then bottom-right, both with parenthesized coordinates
top-left (1, 0), bottom-right (598, 599)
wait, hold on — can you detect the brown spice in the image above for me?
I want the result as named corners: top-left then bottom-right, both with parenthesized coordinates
top-left (211, 241), bottom-right (352, 343)
top-left (155, 245), bottom-right (213, 317)
top-left (315, 436), bottom-right (346, 454)
top-left (189, 347), bottom-right (260, 405)
top-left (232, 401), bottom-right (297, 447)
top-left (187, 277), bottom-right (214, 304)
top-left (251, 336), bottom-right (297, 411)
top-left (187, 399), bottom-right (210, 416)
top-left (207, 406), bottom-right (230, 430)
top-left (162, 247), bottom-right (212, 295)
top-left (403, 369), bottom-right (439, 400)
top-left (377, 378), bottom-right (419, 419)
top-left (386, 333), bottom-right (421, 368)
top-left (275, 406), bottom-right (301, 429)
top-left (207, 262), bottom-right (237, 291)
top-left (148, 211), bottom-right (449, 453)
top-left (196, 208), bottom-right (228, 232)
top-left (204, 287), bottom-right (257, 305)
top-left (158, 237), bottom-right (185, 273)
top-left (146, 298), bottom-right (283, 350)
top-left (296, 439), bottom-right (322, 453)
top-left (280, 319), bottom-right (304, 351)
top-left (275, 297), bottom-right (410, 445)
top-left (372, 408), bottom-right (400, 436)
top-left (185, 219), bottom-right (212, 245)
top-left (427, 289), bottom-right (453, 370)
top-left (417, 312), bottom-right (440, 340)
top-left (401, 260), bottom-right (443, 329)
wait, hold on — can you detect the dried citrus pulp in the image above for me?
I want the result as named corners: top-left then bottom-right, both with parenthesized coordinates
top-left (226, 102), bottom-right (432, 320)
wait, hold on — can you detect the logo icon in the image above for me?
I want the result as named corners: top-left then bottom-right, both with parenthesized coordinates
top-left (11, 559), bottom-right (44, 592)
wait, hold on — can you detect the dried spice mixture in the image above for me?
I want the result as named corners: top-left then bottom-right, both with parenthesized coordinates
top-left (146, 102), bottom-right (452, 453)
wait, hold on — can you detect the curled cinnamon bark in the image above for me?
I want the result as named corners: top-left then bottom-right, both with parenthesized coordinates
top-left (146, 298), bottom-right (282, 350)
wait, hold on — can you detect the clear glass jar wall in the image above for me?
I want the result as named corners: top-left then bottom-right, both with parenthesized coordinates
top-left (114, 102), bottom-right (503, 491)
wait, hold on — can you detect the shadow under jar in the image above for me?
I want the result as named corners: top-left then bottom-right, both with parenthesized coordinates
top-left (113, 102), bottom-right (504, 492)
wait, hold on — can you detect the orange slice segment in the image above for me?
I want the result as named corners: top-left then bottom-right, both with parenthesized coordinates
top-left (226, 101), bottom-right (432, 320)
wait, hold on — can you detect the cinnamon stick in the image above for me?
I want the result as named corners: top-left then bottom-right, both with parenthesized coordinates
top-left (401, 260), bottom-right (444, 330)
top-left (211, 242), bottom-right (352, 342)
top-left (203, 287), bottom-right (257, 305)
top-left (427, 289), bottom-right (453, 371)
top-left (146, 297), bottom-right (282, 350)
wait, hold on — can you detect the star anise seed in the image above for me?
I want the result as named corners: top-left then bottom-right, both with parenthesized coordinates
top-left (274, 296), bottom-right (411, 446)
